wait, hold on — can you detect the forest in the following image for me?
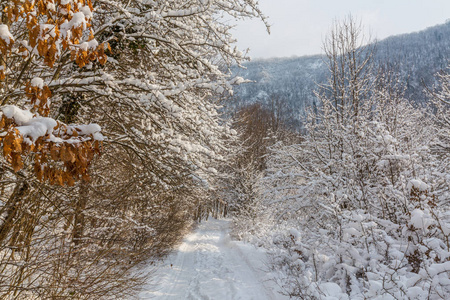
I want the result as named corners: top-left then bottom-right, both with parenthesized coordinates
top-left (232, 21), bottom-right (450, 129)
top-left (230, 18), bottom-right (450, 299)
top-left (0, 1), bottom-right (449, 299)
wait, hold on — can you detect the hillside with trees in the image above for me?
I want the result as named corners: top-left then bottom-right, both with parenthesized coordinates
top-left (231, 21), bottom-right (450, 128)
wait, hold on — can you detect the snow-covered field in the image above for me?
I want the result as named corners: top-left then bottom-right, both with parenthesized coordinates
top-left (139, 218), bottom-right (288, 300)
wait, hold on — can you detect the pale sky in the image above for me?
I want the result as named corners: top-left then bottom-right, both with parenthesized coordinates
top-left (232, 0), bottom-right (450, 59)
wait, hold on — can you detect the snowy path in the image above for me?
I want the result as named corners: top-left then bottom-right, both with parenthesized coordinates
top-left (139, 218), bottom-right (287, 300)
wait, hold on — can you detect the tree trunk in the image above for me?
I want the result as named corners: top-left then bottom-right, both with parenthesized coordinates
top-left (0, 181), bottom-right (29, 245)
top-left (73, 181), bottom-right (88, 246)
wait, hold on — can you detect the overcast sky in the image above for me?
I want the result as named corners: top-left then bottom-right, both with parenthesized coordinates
top-left (232, 0), bottom-right (450, 59)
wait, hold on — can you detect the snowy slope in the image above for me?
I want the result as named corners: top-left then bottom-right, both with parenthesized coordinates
top-left (139, 219), bottom-right (288, 300)
top-left (230, 22), bottom-right (450, 127)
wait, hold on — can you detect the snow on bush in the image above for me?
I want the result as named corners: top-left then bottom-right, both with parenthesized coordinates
top-left (1, 105), bottom-right (103, 144)
top-left (0, 24), bottom-right (14, 45)
top-left (253, 93), bottom-right (450, 298)
top-left (237, 98), bottom-right (450, 299)
top-left (231, 21), bottom-right (450, 298)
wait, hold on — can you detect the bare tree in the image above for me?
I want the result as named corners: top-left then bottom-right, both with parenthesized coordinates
top-left (320, 15), bottom-right (375, 125)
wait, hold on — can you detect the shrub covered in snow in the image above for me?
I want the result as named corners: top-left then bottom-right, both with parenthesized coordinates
top-left (232, 18), bottom-right (450, 300)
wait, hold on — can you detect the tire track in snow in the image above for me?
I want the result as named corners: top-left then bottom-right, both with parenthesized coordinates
top-left (139, 219), bottom-right (286, 300)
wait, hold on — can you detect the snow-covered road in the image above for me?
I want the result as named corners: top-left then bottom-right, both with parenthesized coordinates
top-left (139, 218), bottom-right (287, 300)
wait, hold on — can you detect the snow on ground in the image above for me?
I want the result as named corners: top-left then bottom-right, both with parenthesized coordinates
top-left (139, 218), bottom-right (288, 300)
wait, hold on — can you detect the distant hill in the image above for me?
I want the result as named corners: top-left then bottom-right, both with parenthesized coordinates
top-left (230, 21), bottom-right (450, 127)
